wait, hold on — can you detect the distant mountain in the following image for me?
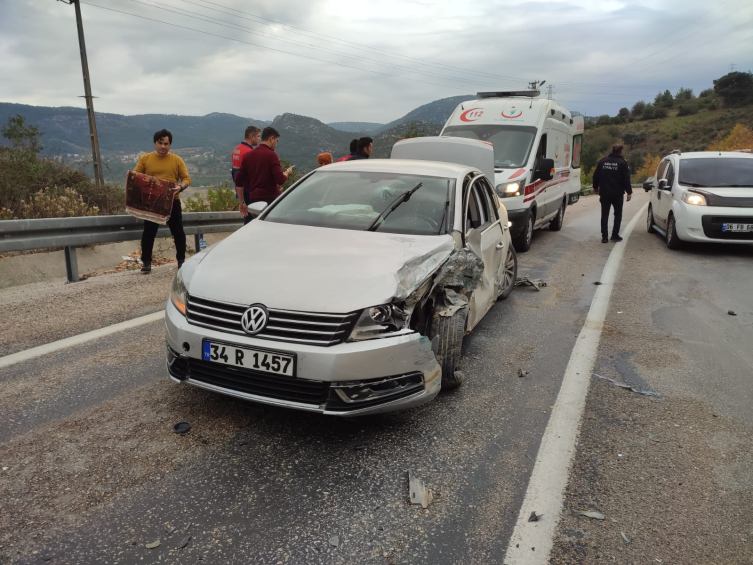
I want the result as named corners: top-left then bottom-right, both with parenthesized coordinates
top-left (380, 95), bottom-right (474, 131)
top-left (327, 121), bottom-right (384, 133)
top-left (269, 113), bottom-right (356, 168)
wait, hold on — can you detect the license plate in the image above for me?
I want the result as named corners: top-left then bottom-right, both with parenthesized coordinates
top-left (722, 223), bottom-right (753, 232)
top-left (569, 193), bottom-right (580, 204)
top-left (202, 340), bottom-right (295, 377)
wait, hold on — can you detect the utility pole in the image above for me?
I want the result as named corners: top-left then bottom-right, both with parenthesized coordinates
top-left (729, 63), bottom-right (736, 72)
top-left (65, 0), bottom-right (105, 189)
top-left (546, 84), bottom-right (554, 100)
top-left (527, 80), bottom-right (546, 92)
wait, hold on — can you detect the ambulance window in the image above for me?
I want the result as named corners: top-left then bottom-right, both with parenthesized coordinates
top-left (572, 134), bottom-right (583, 169)
top-left (534, 135), bottom-right (547, 172)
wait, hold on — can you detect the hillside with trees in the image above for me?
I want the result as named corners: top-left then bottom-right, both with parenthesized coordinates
top-left (581, 71), bottom-right (753, 185)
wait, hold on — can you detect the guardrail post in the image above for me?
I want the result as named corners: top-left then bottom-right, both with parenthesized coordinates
top-left (64, 246), bottom-right (79, 283)
top-left (194, 233), bottom-right (201, 253)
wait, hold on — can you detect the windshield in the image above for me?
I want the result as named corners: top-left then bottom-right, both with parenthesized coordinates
top-left (263, 171), bottom-right (453, 235)
top-left (442, 125), bottom-right (537, 168)
top-left (679, 158), bottom-right (753, 187)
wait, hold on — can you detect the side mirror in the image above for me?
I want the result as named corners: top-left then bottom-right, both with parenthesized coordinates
top-left (643, 177), bottom-right (654, 192)
top-left (534, 158), bottom-right (555, 182)
top-left (248, 201), bottom-right (268, 217)
top-left (658, 179), bottom-right (670, 191)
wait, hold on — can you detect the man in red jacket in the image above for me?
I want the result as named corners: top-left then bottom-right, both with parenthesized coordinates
top-left (232, 126), bottom-right (261, 224)
top-left (235, 126), bottom-right (293, 221)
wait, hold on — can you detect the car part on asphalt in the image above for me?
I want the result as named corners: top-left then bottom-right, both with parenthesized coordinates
top-left (515, 276), bottom-right (547, 291)
top-left (178, 536), bottom-right (191, 549)
top-left (328, 536), bottom-right (340, 548)
top-left (574, 511), bottom-right (605, 520)
top-left (145, 540), bottom-right (160, 549)
top-left (594, 373), bottom-right (660, 397)
top-left (621, 532), bottom-right (632, 543)
top-left (408, 471), bottom-right (434, 509)
top-left (173, 422), bottom-right (191, 434)
top-left (528, 512), bottom-right (542, 522)
top-left (728, 310), bottom-right (737, 316)
top-left (518, 368), bottom-right (530, 378)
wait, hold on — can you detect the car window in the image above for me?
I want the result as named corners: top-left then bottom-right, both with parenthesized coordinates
top-left (657, 160), bottom-right (670, 179)
top-left (678, 157), bottom-right (753, 187)
top-left (478, 177), bottom-right (500, 222)
top-left (465, 181), bottom-right (487, 231)
top-left (666, 163), bottom-right (675, 186)
top-left (263, 171), bottom-right (454, 236)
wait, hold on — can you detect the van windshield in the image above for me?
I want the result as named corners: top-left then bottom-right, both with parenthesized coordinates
top-left (442, 125), bottom-right (537, 169)
top-left (679, 158), bottom-right (753, 187)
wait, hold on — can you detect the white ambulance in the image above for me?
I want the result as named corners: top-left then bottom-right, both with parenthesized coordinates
top-left (439, 91), bottom-right (584, 251)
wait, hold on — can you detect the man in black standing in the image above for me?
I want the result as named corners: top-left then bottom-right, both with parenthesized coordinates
top-left (593, 144), bottom-right (632, 243)
top-left (349, 137), bottom-right (373, 161)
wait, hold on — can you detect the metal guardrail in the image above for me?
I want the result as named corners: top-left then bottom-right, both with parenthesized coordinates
top-left (0, 212), bottom-right (244, 282)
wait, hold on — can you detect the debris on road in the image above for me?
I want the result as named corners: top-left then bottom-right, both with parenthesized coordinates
top-left (574, 510), bottom-right (605, 520)
top-left (178, 535), bottom-right (191, 549)
top-left (528, 511), bottom-right (542, 522)
top-left (328, 536), bottom-right (340, 548)
top-left (145, 539), bottom-right (161, 549)
top-left (594, 281), bottom-right (602, 286)
top-left (165, 526), bottom-right (177, 535)
top-left (408, 471), bottom-right (434, 509)
top-left (515, 276), bottom-right (547, 291)
top-left (518, 368), bottom-right (530, 378)
top-left (594, 374), bottom-right (660, 397)
top-left (621, 532), bottom-right (632, 543)
top-left (728, 310), bottom-right (737, 316)
top-left (173, 422), bottom-right (191, 434)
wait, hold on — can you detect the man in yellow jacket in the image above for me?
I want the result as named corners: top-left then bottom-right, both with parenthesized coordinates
top-left (134, 129), bottom-right (191, 272)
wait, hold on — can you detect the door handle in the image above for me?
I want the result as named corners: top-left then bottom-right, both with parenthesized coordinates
top-left (496, 242), bottom-right (505, 250)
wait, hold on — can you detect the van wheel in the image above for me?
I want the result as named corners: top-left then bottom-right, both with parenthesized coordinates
top-left (429, 304), bottom-right (467, 390)
top-left (666, 214), bottom-right (682, 249)
top-left (513, 211), bottom-right (534, 252)
top-left (498, 245), bottom-right (518, 300)
top-left (647, 205), bottom-right (656, 233)
top-left (549, 197), bottom-right (566, 231)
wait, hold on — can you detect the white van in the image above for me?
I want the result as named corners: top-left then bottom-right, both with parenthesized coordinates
top-left (439, 91), bottom-right (584, 251)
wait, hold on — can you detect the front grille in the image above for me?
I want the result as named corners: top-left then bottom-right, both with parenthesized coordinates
top-left (701, 216), bottom-right (753, 240)
top-left (188, 358), bottom-right (329, 405)
top-left (186, 295), bottom-right (359, 346)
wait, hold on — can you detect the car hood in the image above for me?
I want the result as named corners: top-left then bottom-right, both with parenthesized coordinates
top-left (187, 220), bottom-right (456, 313)
top-left (699, 186), bottom-right (753, 198)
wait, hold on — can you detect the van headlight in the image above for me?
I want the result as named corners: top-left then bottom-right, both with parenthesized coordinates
top-left (170, 270), bottom-right (188, 316)
top-left (348, 305), bottom-right (406, 341)
top-left (681, 191), bottom-right (707, 206)
top-left (496, 180), bottom-right (524, 198)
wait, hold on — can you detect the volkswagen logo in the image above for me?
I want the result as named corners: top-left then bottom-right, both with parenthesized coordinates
top-left (240, 304), bottom-right (268, 335)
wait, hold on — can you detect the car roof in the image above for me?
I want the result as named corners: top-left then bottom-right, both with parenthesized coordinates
top-left (669, 151), bottom-right (753, 160)
top-left (321, 158), bottom-right (477, 178)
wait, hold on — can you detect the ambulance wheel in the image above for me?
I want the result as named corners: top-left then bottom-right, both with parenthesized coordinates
top-left (549, 197), bottom-right (567, 231)
top-left (513, 211), bottom-right (534, 252)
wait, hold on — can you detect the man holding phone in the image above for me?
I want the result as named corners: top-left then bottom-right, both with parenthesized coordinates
top-left (235, 126), bottom-right (293, 223)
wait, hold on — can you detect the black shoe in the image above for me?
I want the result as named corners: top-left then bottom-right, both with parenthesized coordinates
top-left (611, 235), bottom-right (624, 242)
top-left (602, 237), bottom-right (608, 243)
top-left (140, 262), bottom-right (151, 273)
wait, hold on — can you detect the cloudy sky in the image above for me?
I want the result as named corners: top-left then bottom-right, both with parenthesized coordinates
top-left (1, 0), bottom-right (752, 123)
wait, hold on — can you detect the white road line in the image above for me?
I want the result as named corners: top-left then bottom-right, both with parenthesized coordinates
top-left (0, 311), bottom-right (164, 370)
top-left (504, 202), bottom-right (649, 564)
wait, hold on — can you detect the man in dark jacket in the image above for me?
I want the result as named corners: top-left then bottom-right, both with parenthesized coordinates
top-left (593, 144), bottom-right (633, 243)
top-left (338, 139), bottom-right (358, 162)
top-left (235, 127), bottom-right (293, 220)
top-left (349, 137), bottom-right (373, 161)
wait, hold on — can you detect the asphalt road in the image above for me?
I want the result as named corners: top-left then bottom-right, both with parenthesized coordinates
top-left (1, 191), bottom-right (749, 564)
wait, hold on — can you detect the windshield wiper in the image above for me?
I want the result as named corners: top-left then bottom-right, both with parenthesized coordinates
top-left (727, 184), bottom-right (753, 187)
top-left (368, 182), bottom-right (423, 231)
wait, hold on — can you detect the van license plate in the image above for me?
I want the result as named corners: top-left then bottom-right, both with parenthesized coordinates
top-left (722, 223), bottom-right (753, 232)
top-left (202, 340), bottom-right (295, 377)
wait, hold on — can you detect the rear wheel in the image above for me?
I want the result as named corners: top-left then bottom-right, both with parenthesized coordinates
top-left (549, 197), bottom-right (566, 231)
top-left (429, 304), bottom-right (468, 389)
top-left (647, 205), bottom-right (656, 233)
top-left (666, 214), bottom-right (682, 249)
top-left (498, 245), bottom-right (518, 300)
top-left (513, 211), bottom-right (534, 252)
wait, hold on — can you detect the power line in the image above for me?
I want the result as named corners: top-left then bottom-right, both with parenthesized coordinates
top-left (114, 0), bottom-right (516, 89)
top-left (79, 1), bottom-right (491, 91)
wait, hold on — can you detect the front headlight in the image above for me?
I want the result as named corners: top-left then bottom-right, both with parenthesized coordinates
top-left (496, 180), bottom-right (524, 198)
top-left (681, 191), bottom-right (707, 206)
top-left (348, 305), bottom-right (406, 341)
top-left (170, 270), bottom-right (188, 316)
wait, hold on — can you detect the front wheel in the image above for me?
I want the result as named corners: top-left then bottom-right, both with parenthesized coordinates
top-left (498, 244), bottom-right (518, 300)
top-left (647, 205), bottom-right (656, 233)
top-left (429, 304), bottom-right (468, 390)
top-left (513, 212), bottom-right (534, 252)
top-left (666, 214), bottom-right (682, 249)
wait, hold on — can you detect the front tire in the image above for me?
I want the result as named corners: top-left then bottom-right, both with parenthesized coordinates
top-left (647, 205), bottom-right (656, 233)
top-left (513, 211), bottom-right (534, 252)
top-left (498, 244), bottom-right (518, 300)
top-left (549, 198), bottom-right (566, 231)
top-left (429, 304), bottom-right (468, 390)
top-left (666, 214), bottom-right (682, 249)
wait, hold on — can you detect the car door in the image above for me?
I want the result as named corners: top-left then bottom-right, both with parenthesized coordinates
top-left (464, 176), bottom-right (505, 331)
top-left (655, 159), bottom-right (674, 229)
top-left (531, 133), bottom-right (550, 221)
